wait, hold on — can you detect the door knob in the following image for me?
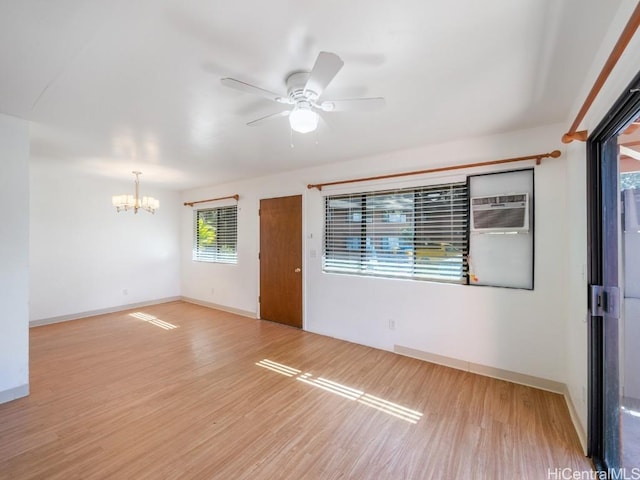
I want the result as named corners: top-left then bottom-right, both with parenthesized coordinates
top-left (294, 267), bottom-right (301, 273)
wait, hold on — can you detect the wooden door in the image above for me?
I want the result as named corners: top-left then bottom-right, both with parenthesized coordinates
top-left (259, 195), bottom-right (302, 328)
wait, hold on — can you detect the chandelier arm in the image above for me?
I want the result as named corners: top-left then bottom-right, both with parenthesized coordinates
top-left (134, 171), bottom-right (140, 214)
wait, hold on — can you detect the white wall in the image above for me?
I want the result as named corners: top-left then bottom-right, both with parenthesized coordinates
top-left (563, 0), bottom-right (640, 442)
top-left (181, 123), bottom-right (569, 382)
top-left (0, 113), bottom-right (30, 403)
top-left (29, 164), bottom-right (181, 322)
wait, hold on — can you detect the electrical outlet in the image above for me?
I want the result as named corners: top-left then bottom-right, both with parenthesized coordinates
top-left (123, 289), bottom-right (128, 296)
top-left (211, 287), bottom-right (215, 295)
top-left (388, 319), bottom-right (396, 331)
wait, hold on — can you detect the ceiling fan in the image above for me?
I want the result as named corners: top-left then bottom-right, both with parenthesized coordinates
top-left (221, 51), bottom-right (385, 134)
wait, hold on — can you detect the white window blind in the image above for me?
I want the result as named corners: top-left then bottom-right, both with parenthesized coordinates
top-left (193, 205), bottom-right (238, 263)
top-left (323, 182), bottom-right (468, 283)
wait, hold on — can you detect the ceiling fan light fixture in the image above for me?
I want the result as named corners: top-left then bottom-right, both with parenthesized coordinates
top-left (289, 105), bottom-right (319, 134)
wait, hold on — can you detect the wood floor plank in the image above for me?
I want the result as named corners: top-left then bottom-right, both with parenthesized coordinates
top-left (0, 301), bottom-right (592, 479)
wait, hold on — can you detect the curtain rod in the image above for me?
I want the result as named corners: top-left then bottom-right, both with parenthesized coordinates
top-left (562, 2), bottom-right (640, 144)
top-left (307, 150), bottom-right (561, 191)
top-left (183, 194), bottom-right (239, 207)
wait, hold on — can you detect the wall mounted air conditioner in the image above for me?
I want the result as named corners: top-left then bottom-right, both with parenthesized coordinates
top-left (471, 193), bottom-right (529, 233)
top-left (623, 188), bottom-right (640, 233)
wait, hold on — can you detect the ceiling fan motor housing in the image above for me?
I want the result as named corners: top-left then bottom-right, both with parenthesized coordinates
top-left (286, 72), bottom-right (318, 104)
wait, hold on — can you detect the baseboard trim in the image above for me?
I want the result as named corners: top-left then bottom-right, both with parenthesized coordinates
top-left (0, 383), bottom-right (29, 404)
top-left (563, 385), bottom-right (588, 454)
top-left (394, 345), bottom-right (588, 454)
top-left (180, 297), bottom-right (256, 319)
top-left (394, 345), bottom-right (564, 393)
top-left (29, 297), bottom-right (182, 327)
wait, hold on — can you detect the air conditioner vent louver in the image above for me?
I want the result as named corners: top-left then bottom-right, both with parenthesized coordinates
top-left (471, 193), bottom-right (529, 232)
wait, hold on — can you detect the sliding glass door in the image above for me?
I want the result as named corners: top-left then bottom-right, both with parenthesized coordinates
top-left (618, 115), bottom-right (640, 470)
top-left (588, 72), bottom-right (640, 472)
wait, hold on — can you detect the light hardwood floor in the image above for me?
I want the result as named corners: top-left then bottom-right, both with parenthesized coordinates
top-left (0, 301), bottom-right (592, 479)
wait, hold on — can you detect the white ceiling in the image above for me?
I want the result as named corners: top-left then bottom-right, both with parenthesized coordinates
top-left (0, 0), bottom-right (623, 190)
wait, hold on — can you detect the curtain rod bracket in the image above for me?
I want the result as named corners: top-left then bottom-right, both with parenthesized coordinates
top-left (561, 130), bottom-right (589, 144)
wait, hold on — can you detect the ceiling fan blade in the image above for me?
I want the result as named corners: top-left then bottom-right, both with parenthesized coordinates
top-left (247, 110), bottom-right (291, 126)
top-left (319, 97), bottom-right (386, 112)
top-left (304, 52), bottom-right (344, 98)
top-left (221, 78), bottom-right (290, 104)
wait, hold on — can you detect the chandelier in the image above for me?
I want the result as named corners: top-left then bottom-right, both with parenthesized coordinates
top-left (112, 171), bottom-right (159, 214)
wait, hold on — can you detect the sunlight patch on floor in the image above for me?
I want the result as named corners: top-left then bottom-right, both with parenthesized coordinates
top-left (297, 373), bottom-right (362, 401)
top-left (257, 358), bottom-right (423, 424)
top-left (255, 359), bottom-right (301, 377)
top-left (130, 312), bottom-right (179, 330)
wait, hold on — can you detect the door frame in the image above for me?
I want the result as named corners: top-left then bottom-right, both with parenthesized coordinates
top-left (256, 192), bottom-right (305, 329)
top-left (587, 70), bottom-right (640, 470)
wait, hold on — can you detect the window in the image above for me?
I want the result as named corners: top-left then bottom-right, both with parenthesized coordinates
top-left (323, 182), bottom-right (468, 283)
top-left (193, 205), bottom-right (238, 263)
